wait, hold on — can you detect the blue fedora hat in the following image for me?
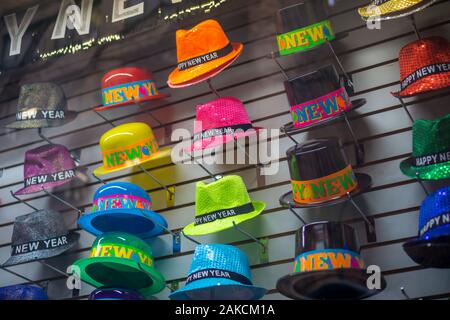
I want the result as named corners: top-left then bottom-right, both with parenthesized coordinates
top-left (403, 186), bottom-right (450, 268)
top-left (0, 285), bottom-right (48, 300)
top-left (170, 244), bottom-right (267, 300)
top-left (89, 288), bottom-right (145, 300)
top-left (78, 182), bottom-right (167, 239)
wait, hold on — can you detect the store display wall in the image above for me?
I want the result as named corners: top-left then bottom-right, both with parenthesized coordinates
top-left (0, 0), bottom-right (449, 300)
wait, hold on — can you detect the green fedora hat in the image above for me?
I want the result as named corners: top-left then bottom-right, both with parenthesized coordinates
top-left (73, 232), bottom-right (165, 297)
top-left (183, 175), bottom-right (266, 236)
top-left (400, 114), bottom-right (450, 180)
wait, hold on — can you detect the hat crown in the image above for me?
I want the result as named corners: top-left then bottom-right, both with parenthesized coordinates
top-left (176, 19), bottom-right (230, 63)
top-left (195, 176), bottom-right (252, 216)
top-left (11, 210), bottom-right (68, 244)
top-left (188, 244), bottom-right (253, 280)
top-left (101, 67), bottom-right (155, 89)
top-left (398, 37), bottom-right (450, 80)
top-left (17, 82), bottom-right (67, 112)
top-left (194, 97), bottom-right (252, 133)
top-left (412, 115), bottom-right (450, 157)
top-left (99, 122), bottom-right (159, 153)
top-left (92, 232), bottom-right (153, 257)
top-left (93, 181), bottom-right (151, 203)
top-left (277, 1), bottom-right (328, 34)
top-left (419, 186), bottom-right (450, 232)
top-left (23, 144), bottom-right (76, 179)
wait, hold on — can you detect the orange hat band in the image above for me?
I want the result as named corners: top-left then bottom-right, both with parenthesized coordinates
top-left (102, 137), bottom-right (160, 171)
top-left (178, 43), bottom-right (233, 71)
top-left (291, 165), bottom-right (358, 204)
top-left (400, 62), bottom-right (450, 91)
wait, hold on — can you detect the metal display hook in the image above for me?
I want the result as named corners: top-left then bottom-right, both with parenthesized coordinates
top-left (207, 79), bottom-right (221, 98)
top-left (416, 173), bottom-right (430, 196)
top-left (342, 113), bottom-right (365, 165)
top-left (92, 172), bottom-right (107, 185)
top-left (0, 266), bottom-right (46, 288)
top-left (185, 151), bottom-right (222, 181)
top-left (326, 41), bottom-right (354, 89)
top-left (10, 190), bottom-right (39, 211)
top-left (346, 192), bottom-right (375, 234)
top-left (409, 15), bottom-right (422, 40)
top-left (268, 52), bottom-right (290, 81)
top-left (287, 203), bottom-right (308, 225)
top-left (232, 221), bottom-right (267, 251)
top-left (38, 128), bottom-right (53, 145)
top-left (41, 187), bottom-right (83, 218)
top-left (398, 97), bottom-right (415, 123)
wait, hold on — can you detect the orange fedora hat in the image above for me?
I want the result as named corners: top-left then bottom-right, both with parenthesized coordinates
top-left (168, 19), bottom-right (243, 87)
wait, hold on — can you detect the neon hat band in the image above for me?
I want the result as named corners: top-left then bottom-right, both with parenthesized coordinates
top-left (193, 124), bottom-right (254, 142)
top-left (186, 268), bottom-right (253, 286)
top-left (102, 80), bottom-right (160, 107)
top-left (11, 235), bottom-right (69, 256)
top-left (24, 169), bottom-right (76, 188)
top-left (294, 249), bottom-right (364, 273)
top-left (194, 203), bottom-right (255, 226)
top-left (90, 243), bottom-right (154, 267)
top-left (277, 20), bottom-right (335, 56)
top-left (177, 43), bottom-right (234, 71)
top-left (291, 165), bottom-right (358, 204)
top-left (400, 62), bottom-right (450, 91)
top-left (291, 87), bottom-right (351, 129)
top-left (92, 194), bottom-right (152, 212)
top-left (419, 212), bottom-right (450, 237)
top-left (103, 137), bottom-right (159, 170)
top-left (414, 150), bottom-right (450, 167)
top-left (16, 109), bottom-right (66, 121)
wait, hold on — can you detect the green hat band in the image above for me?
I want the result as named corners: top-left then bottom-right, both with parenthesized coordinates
top-left (89, 243), bottom-right (154, 267)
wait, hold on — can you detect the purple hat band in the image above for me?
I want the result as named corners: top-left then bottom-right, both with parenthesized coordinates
top-left (14, 144), bottom-right (78, 196)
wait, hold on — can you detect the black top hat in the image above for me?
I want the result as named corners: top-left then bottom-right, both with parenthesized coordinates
top-left (5, 83), bottom-right (78, 129)
top-left (2, 210), bottom-right (79, 267)
top-left (277, 1), bottom-right (329, 35)
top-left (277, 221), bottom-right (386, 300)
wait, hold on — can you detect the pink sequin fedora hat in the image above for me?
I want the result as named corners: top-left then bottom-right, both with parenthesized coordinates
top-left (14, 144), bottom-right (87, 196)
top-left (185, 97), bottom-right (263, 152)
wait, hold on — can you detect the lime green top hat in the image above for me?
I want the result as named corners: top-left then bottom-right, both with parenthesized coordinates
top-left (73, 232), bottom-right (165, 297)
top-left (400, 114), bottom-right (450, 180)
top-left (183, 176), bottom-right (266, 236)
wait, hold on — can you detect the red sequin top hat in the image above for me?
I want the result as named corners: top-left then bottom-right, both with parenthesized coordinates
top-left (185, 97), bottom-right (262, 152)
top-left (392, 37), bottom-right (450, 98)
top-left (97, 67), bottom-right (170, 111)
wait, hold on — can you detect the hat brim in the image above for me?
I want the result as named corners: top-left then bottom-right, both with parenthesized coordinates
top-left (279, 173), bottom-right (372, 209)
top-left (78, 208), bottom-right (167, 239)
top-left (185, 127), bottom-right (264, 153)
top-left (392, 73), bottom-right (450, 98)
top-left (400, 157), bottom-right (450, 180)
top-left (73, 256), bottom-right (165, 297)
top-left (358, 0), bottom-right (437, 21)
top-left (283, 98), bottom-right (366, 134)
top-left (94, 93), bottom-right (171, 111)
top-left (169, 278), bottom-right (267, 300)
top-left (93, 146), bottom-right (172, 176)
top-left (277, 268), bottom-right (386, 300)
top-left (14, 168), bottom-right (88, 196)
top-left (183, 201), bottom-right (266, 236)
top-left (5, 111), bottom-right (78, 129)
top-left (168, 42), bottom-right (243, 87)
top-left (403, 235), bottom-right (450, 268)
top-left (2, 232), bottom-right (80, 268)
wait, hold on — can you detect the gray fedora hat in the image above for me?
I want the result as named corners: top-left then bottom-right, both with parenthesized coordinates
top-left (2, 210), bottom-right (79, 267)
top-left (5, 82), bottom-right (78, 129)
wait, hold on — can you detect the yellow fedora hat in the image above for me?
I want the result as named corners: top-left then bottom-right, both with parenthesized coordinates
top-left (94, 122), bottom-right (172, 176)
top-left (358, 0), bottom-right (436, 21)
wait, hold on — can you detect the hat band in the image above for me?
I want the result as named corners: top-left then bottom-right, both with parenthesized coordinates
top-left (102, 80), bottom-right (160, 107)
top-left (291, 165), bottom-right (358, 204)
top-left (400, 62), bottom-right (450, 91)
top-left (103, 137), bottom-right (159, 171)
top-left (194, 202), bottom-right (255, 226)
top-left (11, 234), bottom-right (70, 256)
top-left (291, 87), bottom-right (351, 129)
top-left (294, 249), bottom-right (364, 273)
top-left (16, 108), bottom-right (67, 121)
top-left (92, 194), bottom-right (152, 212)
top-left (193, 124), bottom-right (254, 142)
top-left (419, 212), bottom-right (450, 237)
top-left (277, 20), bottom-right (335, 56)
top-left (90, 243), bottom-right (154, 267)
top-left (24, 169), bottom-right (76, 188)
top-left (177, 43), bottom-right (234, 71)
top-left (413, 149), bottom-right (450, 167)
top-left (186, 268), bottom-right (253, 286)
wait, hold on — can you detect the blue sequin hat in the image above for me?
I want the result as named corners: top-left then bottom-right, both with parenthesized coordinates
top-left (169, 244), bottom-right (267, 300)
top-left (78, 182), bottom-right (167, 239)
top-left (403, 186), bottom-right (450, 268)
top-left (0, 285), bottom-right (48, 300)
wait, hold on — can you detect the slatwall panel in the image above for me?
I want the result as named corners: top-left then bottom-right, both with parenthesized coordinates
top-left (0, 0), bottom-right (449, 300)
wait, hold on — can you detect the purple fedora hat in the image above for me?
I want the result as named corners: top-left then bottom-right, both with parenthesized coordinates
top-left (14, 144), bottom-right (87, 195)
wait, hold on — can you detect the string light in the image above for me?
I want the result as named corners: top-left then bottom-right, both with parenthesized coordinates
top-left (164, 0), bottom-right (227, 21)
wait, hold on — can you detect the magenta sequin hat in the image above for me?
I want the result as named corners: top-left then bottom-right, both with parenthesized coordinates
top-left (185, 97), bottom-right (263, 152)
top-left (14, 144), bottom-right (86, 195)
